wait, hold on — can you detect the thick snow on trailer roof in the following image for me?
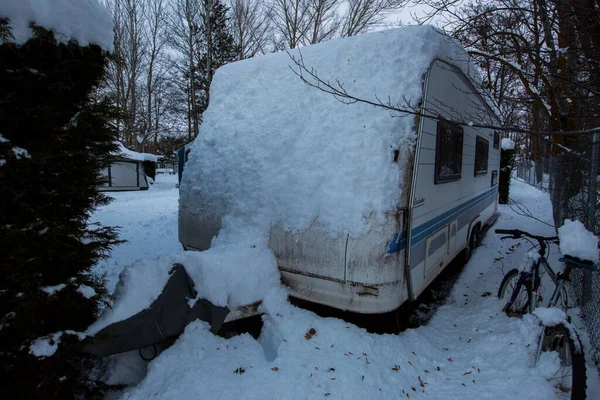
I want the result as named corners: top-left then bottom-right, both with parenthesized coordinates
top-left (181, 25), bottom-right (473, 238)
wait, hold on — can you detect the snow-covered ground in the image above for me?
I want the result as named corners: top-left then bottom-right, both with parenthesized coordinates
top-left (92, 174), bottom-right (182, 294)
top-left (91, 177), bottom-right (599, 399)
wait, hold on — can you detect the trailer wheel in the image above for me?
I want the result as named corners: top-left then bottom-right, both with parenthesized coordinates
top-left (463, 224), bottom-right (480, 263)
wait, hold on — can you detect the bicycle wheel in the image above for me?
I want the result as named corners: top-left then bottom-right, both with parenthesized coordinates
top-left (540, 323), bottom-right (586, 399)
top-left (498, 269), bottom-right (531, 317)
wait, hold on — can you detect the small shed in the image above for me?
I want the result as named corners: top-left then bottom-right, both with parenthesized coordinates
top-left (100, 143), bottom-right (160, 191)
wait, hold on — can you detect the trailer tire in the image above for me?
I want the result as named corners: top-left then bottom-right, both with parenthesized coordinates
top-left (463, 224), bottom-right (480, 263)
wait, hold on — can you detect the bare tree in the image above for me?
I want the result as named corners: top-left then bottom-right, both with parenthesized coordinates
top-left (169, 0), bottom-right (202, 139)
top-left (305, 0), bottom-right (342, 44)
top-left (268, 0), bottom-right (312, 49)
top-left (341, 0), bottom-right (407, 37)
top-left (229, 0), bottom-right (271, 59)
top-left (104, 0), bottom-right (147, 147)
top-left (142, 0), bottom-right (170, 150)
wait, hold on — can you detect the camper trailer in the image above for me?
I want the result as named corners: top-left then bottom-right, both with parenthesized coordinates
top-left (178, 26), bottom-right (501, 316)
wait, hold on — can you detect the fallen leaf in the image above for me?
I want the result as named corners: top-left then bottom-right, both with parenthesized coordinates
top-left (442, 347), bottom-right (449, 351)
top-left (472, 380), bottom-right (476, 384)
top-left (463, 371), bottom-right (472, 376)
top-left (315, 347), bottom-right (320, 350)
top-left (412, 351), bottom-right (417, 355)
top-left (462, 383), bottom-right (466, 387)
top-left (325, 393), bottom-right (330, 397)
top-left (481, 291), bottom-right (492, 297)
top-left (467, 339), bottom-right (472, 343)
top-left (331, 344), bottom-right (334, 348)
top-left (392, 365), bottom-right (400, 371)
top-left (309, 328), bottom-right (316, 335)
top-left (448, 358), bottom-right (453, 362)
top-left (408, 361), bottom-right (412, 366)
top-left (411, 387), bottom-right (416, 391)
top-left (424, 370), bottom-right (430, 373)
top-left (477, 368), bottom-right (480, 373)
top-left (361, 375), bottom-right (364, 381)
top-left (436, 366), bottom-right (440, 371)
top-left (234, 367), bottom-right (245, 375)
top-left (272, 367), bottom-right (279, 372)
top-left (329, 368), bottom-right (335, 372)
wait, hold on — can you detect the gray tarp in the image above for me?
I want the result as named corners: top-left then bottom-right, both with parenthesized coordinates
top-left (82, 263), bottom-right (229, 357)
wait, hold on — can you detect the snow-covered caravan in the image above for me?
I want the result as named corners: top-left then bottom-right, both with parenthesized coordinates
top-left (100, 143), bottom-right (159, 191)
top-left (178, 26), bottom-right (501, 315)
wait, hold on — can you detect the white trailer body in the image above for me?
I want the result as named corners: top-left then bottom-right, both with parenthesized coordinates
top-left (178, 27), bottom-right (501, 315)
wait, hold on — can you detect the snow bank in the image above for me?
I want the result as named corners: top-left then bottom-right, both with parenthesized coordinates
top-left (558, 219), bottom-right (599, 262)
top-left (116, 142), bottom-right (160, 162)
top-left (180, 25), bottom-right (472, 239)
top-left (502, 138), bottom-right (515, 150)
top-left (121, 286), bottom-right (561, 400)
top-left (87, 227), bottom-right (279, 335)
top-left (0, 0), bottom-right (113, 51)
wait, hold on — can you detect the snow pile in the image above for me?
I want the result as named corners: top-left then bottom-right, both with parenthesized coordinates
top-left (180, 26), bottom-right (471, 239)
top-left (120, 287), bottom-right (562, 400)
top-left (0, 0), bottom-right (113, 51)
top-left (532, 307), bottom-right (567, 327)
top-left (116, 142), bottom-right (160, 162)
top-left (558, 219), bottom-right (599, 262)
top-left (29, 332), bottom-right (63, 357)
top-left (87, 226), bottom-right (279, 335)
top-left (41, 283), bottom-right (66, 295)
top-left (29, 331), bottom-right (85, 357)
top-left (77, 285), bottom-right (96, 299)
top-left (11, 147), bottom-right (30, 159)
top-left (502, 138), bottom-right (515, 150)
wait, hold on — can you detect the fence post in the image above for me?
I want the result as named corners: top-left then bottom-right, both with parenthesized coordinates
top-left (587, 133), bottom-right (599, 231)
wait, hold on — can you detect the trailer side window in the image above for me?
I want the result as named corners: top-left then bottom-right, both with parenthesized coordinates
top-left (474, 136), bottom-right (489, 176)
top-left (491, 170), bottom-right (498, 186)
top-left (493, 131), bottom-right (500, 149)
top-left (435, 118), bottom-right (463, 184)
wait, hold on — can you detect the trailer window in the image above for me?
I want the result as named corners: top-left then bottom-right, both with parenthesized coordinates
top-left (493, 131), bottom-right (500, 149)
top-left (474, 136), bottom-right (489, 176)
top-left (491, 170), bottom-right (498, 186)
top-left (435, 119), bottom-right (463, 184)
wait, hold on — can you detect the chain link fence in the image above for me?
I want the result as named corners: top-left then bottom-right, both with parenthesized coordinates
top-left (514, 135), bottom-right (600, 366)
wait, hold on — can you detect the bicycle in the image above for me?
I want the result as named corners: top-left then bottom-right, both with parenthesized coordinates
top-left (495, 228), bottom-right (597, 399)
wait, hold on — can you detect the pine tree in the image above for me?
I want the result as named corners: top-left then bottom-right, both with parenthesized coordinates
top-left (0, 23), bottom-right (120, 398)
top-left (196, 0), bottom-right (238, 121)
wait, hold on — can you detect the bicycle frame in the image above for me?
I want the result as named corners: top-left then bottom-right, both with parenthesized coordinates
top-left (508, 254), bottom-right (565, 311)
top-left (509, 255), bottom-right (571, 366)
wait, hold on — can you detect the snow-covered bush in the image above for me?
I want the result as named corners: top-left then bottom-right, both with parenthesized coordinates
top-left (0, 4), bottom-right (120, 397)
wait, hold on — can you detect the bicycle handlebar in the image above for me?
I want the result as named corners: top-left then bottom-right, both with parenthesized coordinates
top-left (494, 229), bottom-right (557, 241)
top-left (494, 228), bottom-right (558, 255)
